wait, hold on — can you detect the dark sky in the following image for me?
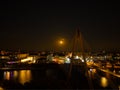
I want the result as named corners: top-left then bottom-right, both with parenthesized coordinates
top-left (0, 0), bottom-right (120, 51)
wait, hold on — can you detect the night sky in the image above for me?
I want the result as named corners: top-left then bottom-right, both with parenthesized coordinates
top-left (0, 0), bottom-right (120, 51)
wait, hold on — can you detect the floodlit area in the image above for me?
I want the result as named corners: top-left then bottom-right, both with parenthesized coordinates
top-left (20, 56), bottom-right (37, 64)
top-left (52, 55), bottom-right (94, 65)
top-left (53, 56), bottom-right (71, 64)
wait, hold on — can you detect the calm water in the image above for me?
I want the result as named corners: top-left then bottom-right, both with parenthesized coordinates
top-left (0, 64), bottom-right (68, 89)
top-left (3, 70), bottom-right (32, 84)
top-left (0, 64), bottom-right (120, 89)
top-left (0, 70), bottom-right (32, 90)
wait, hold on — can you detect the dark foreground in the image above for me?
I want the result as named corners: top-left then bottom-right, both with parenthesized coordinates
top-left (0, 63), bottom-right (116, 89)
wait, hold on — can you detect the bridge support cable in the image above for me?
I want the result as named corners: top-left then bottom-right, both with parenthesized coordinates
top-left (67, 27), bottom-right (93, 89)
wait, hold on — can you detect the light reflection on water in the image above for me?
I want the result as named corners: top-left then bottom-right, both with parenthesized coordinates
top-left (88, 68), bottom-right (109, 88)
top-left (19, 70), bottom-right (32, 84)
top-left (4, 71), bottom-right (10, 80)
top-left (100, 77), bottom-right (108, 87)
top-left (13, 71), bottom-right (18, 79)
top-left (0, 86), bottom-right (4, 90)
top-left (2, 67), bottom-right (120, 89)
top-left (88, 68), bottom-right (96, 79)
top-left (3, 70), bottom-right (32, 85)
